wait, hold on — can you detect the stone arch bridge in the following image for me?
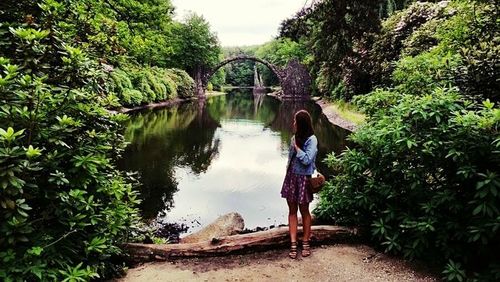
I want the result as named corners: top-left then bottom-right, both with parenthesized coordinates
top-left (195, 55), bottom-right (311, 98)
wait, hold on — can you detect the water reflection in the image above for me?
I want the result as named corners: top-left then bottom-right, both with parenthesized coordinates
top-left (119, 100), bottom-right (220, 219)
top-left (119, 89), bottom-right (350, 232)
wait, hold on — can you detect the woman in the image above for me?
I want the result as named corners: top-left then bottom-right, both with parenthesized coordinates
top-left (280, 109), bottom-right (318, 259)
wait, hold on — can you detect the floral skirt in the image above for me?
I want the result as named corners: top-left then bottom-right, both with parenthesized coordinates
top-left (280, 170), bottom-right (313, 204)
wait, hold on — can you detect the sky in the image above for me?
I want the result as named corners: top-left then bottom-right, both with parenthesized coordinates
top-left (171, 0), bottom-right (306, 47)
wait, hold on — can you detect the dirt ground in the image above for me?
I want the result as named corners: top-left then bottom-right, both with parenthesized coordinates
top-left (116, 244), bottom-right (437, 282)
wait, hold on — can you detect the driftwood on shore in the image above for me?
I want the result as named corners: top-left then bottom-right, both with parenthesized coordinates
top-left (125, 225), bottom-right (357, 262)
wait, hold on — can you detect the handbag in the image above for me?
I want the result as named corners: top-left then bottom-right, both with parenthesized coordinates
top-left (288, 146), bottom-right (325, 194)
top-left (308, 172), bottom-right (326, 194)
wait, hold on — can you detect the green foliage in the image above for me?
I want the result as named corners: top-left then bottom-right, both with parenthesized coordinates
top-left (316, 88), bottom-right (500, 280)
top-left (369, 1), bottom-right (451, 87)
top-left (122, 88), bottom-right (143, 106)
top-left (0, 4), bottom-right (140, 280)
top-left (64, 0), bottom-right (176, 67)
top-left (278, 6), bottom-right (315, 41)
top-left (1, 0), bottom-right (221, 105)
top-left (353, 89), bottom-right (402, 117)
top-left (167, 68), bottom-right (195, 98)
top-left (170, 13), bottom-right (221, 76)
top-left (152, 67), bottom-right (178, 99)
top-left (401, 17), bottom-right (443, 57)
top-left (209, 68), bottom-right (226, 90)
top-left (455, 40), bottom-right (500, 102)
top-left (224, 60), bottom-right (255, 87)
top-left (378, 0), bottom-right (415, 18)
top-left (108, 66), bottom-right (195, 107)
top-left (393, 49), bottom-right (461, 96)
top-left (308, 0), bottom-right (383, 98)
top-left (2, 0), bottom-right (176, 67)
top-left (452, 1), bottom-right (500, 103)
top-left (255, 38), bottom-right (309, 86)
top-left (220, 46), bottom-right (257, 87)
top-left (366, 0), bottom-right (499, 105)
top-left (255, 38), bottom-right (307, 67)
top-left (206, 82), bottom-right (214, 92)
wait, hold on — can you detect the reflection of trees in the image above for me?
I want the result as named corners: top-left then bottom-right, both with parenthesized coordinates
top-left (119, 89), bottom-right (351, 219)
top-left (177, 98), bottom-right (221, 175)
top-left (269, 100), bottom-right (309, 146)
top-left (206, 89), bottom-right (278, 125)
top-left (118, 101), bottom-right (220, 219)
top-left (253, 92), bottom-right (265, 115)
top-left (268, 100), bottom-right (351, 177)
top-left (208, 90), bottom-right (351, 177)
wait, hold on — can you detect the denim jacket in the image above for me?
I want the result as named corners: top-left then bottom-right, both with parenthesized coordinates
top-left (288, 135), bottom-right (318, 175)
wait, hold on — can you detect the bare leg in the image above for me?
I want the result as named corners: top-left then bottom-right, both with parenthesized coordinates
top-left (299, 203), bottom-right (311, 241)
top-left (287, 200), bottom-right (299, 242)
top-left (299, 203), bottom-right (312, 257)
top-left (287, 200), bottom-right (298, 258)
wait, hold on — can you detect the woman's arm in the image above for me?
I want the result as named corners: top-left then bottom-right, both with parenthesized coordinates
top-left (295, 136), bottom-right (317, 166)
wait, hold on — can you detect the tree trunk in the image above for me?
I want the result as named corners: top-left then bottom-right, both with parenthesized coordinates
top-left (124, 225), bottom-right (357, 262)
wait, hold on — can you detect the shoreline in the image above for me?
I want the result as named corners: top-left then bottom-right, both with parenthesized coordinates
top-left (312, 97), bottom-right (358, 132)
top-left (115, 91), bottom-right (227, 114)
top-left (116, 91), bottom-right (359, 135)
top-left (267, 91), bottom-right (358, 133)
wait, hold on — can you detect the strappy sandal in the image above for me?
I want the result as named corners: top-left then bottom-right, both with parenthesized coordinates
top-left (289, 242), bottom-right (298, 259)
top-left (301, 241), bottom-right (311, 257)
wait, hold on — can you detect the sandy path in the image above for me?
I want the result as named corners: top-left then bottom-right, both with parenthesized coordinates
top-left (117, 244), bottom-right (437, 282)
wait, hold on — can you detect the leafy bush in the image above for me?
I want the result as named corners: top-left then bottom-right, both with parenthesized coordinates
top-left (108, 66), bottom-right (195, 107)
top-left (135, 71), bottom-right (158, 102)
top-left (207, 82), bottom-right (214, 91)
top-left (316, 88), bottom-right (500, 280)
top-left (110, 69), bottom-right (134, 91)
top-left (353, 89), bottom-right (402, 117)
top-left (0, 12), bottom-right (139, 282)
top-left (455, 40), bottom-right (500, 103)
top-left (151, 67), bottom-right (178, 99)
top-left (452, 1), bottom-right (500, 103)
top-left (167, 68), bottom-right (195, 98)
top-left (392, 48), bottom-right (461, 96)
top-left (370, 1), bottom-right (452, 87)
top-left (123, 88), bottom-right (144, 106)
top-left (208, 68), bottom-right (226, 90)
top-left (390, 0), bottom-right (498, 103)
top-left (401, 18), bottom-right (443, 57)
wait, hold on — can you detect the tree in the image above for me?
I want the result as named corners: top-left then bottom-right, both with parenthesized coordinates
top-left (309, 0), bottom-right (383, 99)
top-left (170, 13), bottom-right (221, 77)
top-left (0, 0), bottom-right (139, 280)
top-left (378, 0), bottom-right (415, 18)
top-left (255, 38), bottom-right (308, 86)
top-left (278, 6), bottom-right (316, 41)
top-left (108, 0), bottom-right (177, 66)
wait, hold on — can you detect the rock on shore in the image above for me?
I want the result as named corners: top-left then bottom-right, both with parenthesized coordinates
top-left (180, 212), bottom-right (245, 244)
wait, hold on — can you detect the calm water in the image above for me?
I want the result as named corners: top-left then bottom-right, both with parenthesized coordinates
top-left (119, 89), bottom-right (350, 234)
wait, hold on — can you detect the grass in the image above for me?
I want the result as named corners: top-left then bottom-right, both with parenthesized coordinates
top-left (326, 99), bottom-right (366, 125)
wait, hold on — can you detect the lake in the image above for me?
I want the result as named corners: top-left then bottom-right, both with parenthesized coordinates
top-left (119, 89), bottom-right (350, 236)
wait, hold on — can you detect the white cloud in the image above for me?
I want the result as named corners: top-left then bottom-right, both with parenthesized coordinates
top-left (171, 0), bottom-right (306, 46)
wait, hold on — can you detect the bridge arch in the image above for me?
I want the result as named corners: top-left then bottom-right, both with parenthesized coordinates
top-left (201, 55), bottom-right (284, 89)
top-left (195, 56), bottom-right (311, 98)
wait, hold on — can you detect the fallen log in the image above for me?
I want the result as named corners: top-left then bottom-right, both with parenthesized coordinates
top-left (124, 225), bottom-right (357, 262)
